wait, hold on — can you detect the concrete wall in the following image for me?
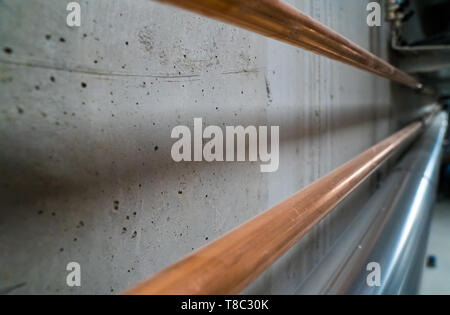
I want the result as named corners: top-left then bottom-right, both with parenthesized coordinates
top-left (0, 0), bottom-right (426, 294)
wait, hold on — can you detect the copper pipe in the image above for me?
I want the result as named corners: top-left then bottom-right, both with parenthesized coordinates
top-left (155, 0), bottom-right (422, 89)
top-left (125, 119), bottom-right (425, 295)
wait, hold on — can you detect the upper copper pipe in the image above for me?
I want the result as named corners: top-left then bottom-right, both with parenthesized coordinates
top-left (155, 0), bottom-right (422, 89)
top-left (125, 118), bottom-right (424, 295)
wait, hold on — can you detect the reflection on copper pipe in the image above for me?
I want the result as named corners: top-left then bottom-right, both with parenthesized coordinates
top-left (155, 0), bottom-right (422, 89)
top-left (125, 118), bottom-right (425, 295)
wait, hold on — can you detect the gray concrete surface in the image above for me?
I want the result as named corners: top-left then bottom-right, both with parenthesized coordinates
top-left (420, 200), bottom-right (450, 295)
top-left (0, 0), bottom-right (433, 294)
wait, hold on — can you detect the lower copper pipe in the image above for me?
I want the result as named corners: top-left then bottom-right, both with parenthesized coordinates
top-left (125, 118), bottom-right (425, 295)
top-left (155, 0), bottom-right (422, 90)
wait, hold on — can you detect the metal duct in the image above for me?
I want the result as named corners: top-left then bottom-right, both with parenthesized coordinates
top-left (297, 111), bottom-right (448, 295)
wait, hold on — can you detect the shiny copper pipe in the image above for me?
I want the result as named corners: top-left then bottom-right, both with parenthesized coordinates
top-left (125, 119), bottom-right (425, 295)
top-left (155, 0), bottom-right (422, 89)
